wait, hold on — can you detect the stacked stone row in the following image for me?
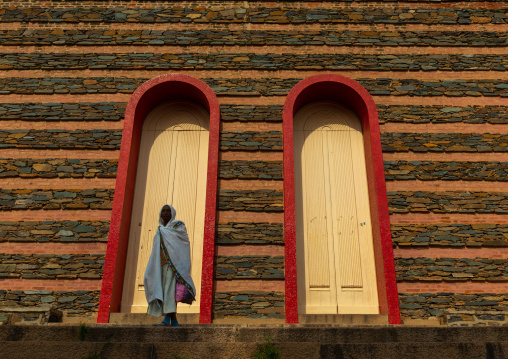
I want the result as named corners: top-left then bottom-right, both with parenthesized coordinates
top-left (2, 103), bottom-right (506, 124)
top-left (2, 53), bottom-right (506, 71)
top-left (4, 29), bottom-right (506, 47)
top-left (3, 6), bottom-right (505, 24)
top-left (0, 221), bottom-right (109, 242)
top-left (0, 77), bottom-right (505, 96)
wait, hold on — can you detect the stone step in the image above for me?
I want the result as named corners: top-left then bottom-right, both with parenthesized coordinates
top-left (2, 325), bottom-right (508, 344)
top-left (1, 339), bottom-right (506, 359)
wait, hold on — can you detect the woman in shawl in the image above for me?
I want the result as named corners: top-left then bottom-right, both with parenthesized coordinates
top-left (144, 204), bottom-right (196, 327)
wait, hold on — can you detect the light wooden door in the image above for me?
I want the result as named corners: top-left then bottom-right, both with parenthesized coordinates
top-left (121, 101), bottom-right (209, 313)
top-left (294, 102), bottom-right (379, 315)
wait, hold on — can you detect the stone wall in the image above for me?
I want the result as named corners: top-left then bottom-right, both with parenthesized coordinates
top-left (216, 223), bottom-right (283, 245)
top-left (219, 161), bottom-right (283, 180)
top-left (218, 190), bottom-right (283, 212)
top-left (3, 6), bottom-right (505, 25)
top-left (214, 291), bottom-right (285, 320)
top-left (0, 221), bottom-right (109, 243)
top-left (378, 105), bottom-right (508, 124)
top-left (0, 189), bottom-right (114, 210)
top-left (392, 224), bottom-right (508, 248)
top-left (216, 256), bottom-right (284, 279)
top-left (0, 289), bottom-right (100, 318)
top-left (382, 133), bottom-right (508, 153)
top-left (384, 161), bottom-right (508, 181)
top-left (2, 53), bottom-right (506, 71)
top-left (5, 29), bottom-right (506, 47)
top-left (0, 254), bottom-right (104, 279)
top-left (0, 102), bottom-right (124, 121)
top-left (220, 131), bottom-right (282, 151)
top-left (0, 159), bottom-right (117, 178)
top-left (396, 257), bottom-right (508, 282)
top-left (1, 77), bottom-right (506, 97)
top-left (3, 103), bottom-right (506, 125)
top-left (387, 191), bottom-right (508, 214)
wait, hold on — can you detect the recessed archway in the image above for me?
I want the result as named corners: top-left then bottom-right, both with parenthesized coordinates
top-left (97, 74), bottom-right (220, 324)
top-left (283, 74), bottom-right (400, 324)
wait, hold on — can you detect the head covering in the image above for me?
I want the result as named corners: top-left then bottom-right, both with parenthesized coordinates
top-left (144, 204), bottom-right (196, 306)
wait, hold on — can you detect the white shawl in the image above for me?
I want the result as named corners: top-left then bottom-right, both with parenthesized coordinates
top-left (143, 205), bottom-right (196, 306)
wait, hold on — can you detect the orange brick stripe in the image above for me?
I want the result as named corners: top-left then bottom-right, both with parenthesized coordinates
top-left (386, 181), bottom-right (508, 192)
top-left (0, 210), bottom-right (111, 221)
top-left (380, 123), bottom-right (508, 134)
top-left (215, 279), bottom-right (285, 292)
top-left (16, 45), bottom-right (508, 56)
top-left (383, 152), bottom-right (508, 162)
top-left (397, 282), bottom-right (508, 294)
top-left (222, 122), bottom-right (282, 132)
top-left (394, 248), bottom-right (508, 259)
top-left (218, 179), bottom-right (283, 191)
top-left (1, 243), bottom-right (107, 255)
top-left (0, 279), bottom-right (102, 291)
top-left (0, 120), bottom-right (123, 130)
top-left (0, 149), bottom-right (120, 159)
top-left (2, 69), bottom-right (507, 80)
top-left (220, 152), bottom-right (283, 161)
top-left (3, 22), bottom-right (506, 32)
top-left (217, 210), bottom-right (283, 223)
top-left (0, 178), bottom-right (116, 189)
top-left (216, 245), bottom-right (284, 256)
top-left (389, 213), bottom-right (508, 224)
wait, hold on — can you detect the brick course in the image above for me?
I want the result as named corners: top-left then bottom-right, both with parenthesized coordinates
top-left (216, 222), bottom-right (283, 245)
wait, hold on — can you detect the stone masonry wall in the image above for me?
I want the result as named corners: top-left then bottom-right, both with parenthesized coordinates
top-left (0, 290), bottom-right (100, 318)
top-left (216, 223), bottom-right (283, 245)
top-left (2, 53), bottom-right (506, 71)
top-left (382, 133), bottom-right (508, 153)
top-left (3, 6), bottom-right (505, 25)
top-left (214, 291), bottom-right (285, 320)
top-left (0, 77), bottom-right (506, 97)
top-left (388, 191), bottom-right (508, 214)
top-left (384, 161), bottom-right (508, 181)
top-left (216, 256), bottom-right (284, 280)
top-left (396, 257), bottom-right (508, 282)
top-left (392, 224), bottom-right (508, 248)
top-left (5, 29), bottom-right (506, 47)
top-left (0, 159), bottom-right (117, 178)
top-left (218, 190), bottom-right (283, 212)
top-left (0, 189), bottom-right (114, 210)
top-left (0, 254), bottom-right (104, 279)
top-left (0, 221), bottom-right (109, 243)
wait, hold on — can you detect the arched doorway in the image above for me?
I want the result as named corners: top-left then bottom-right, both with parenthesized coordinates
top-left (294, 102), bottom-right (379, 314)
top-left (98, 74), bottom-right (220, 323)
top-left (282, 74), bottom-right (400, 324)
top-left (121, 101), bottom-right (209, 313)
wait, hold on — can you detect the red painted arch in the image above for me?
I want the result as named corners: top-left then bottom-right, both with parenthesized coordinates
top-left (283, 74), bottom-right (401, 324)
top-left (97, 74), bottom-right (219, 324)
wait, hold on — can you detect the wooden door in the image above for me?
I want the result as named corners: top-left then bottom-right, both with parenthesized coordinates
top-left (121, 101), bottom-right (209, 313)
top-left (294, 102), bottom-right (379, 315)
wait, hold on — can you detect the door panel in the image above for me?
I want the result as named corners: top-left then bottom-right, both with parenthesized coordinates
top-left (295, 102), bottom-right (379, 315)
top-left (121, 102), bottom-right (209, 313)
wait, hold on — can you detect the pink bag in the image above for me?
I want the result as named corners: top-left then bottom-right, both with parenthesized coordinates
top-left (175, 282), bottom-right (194, 304)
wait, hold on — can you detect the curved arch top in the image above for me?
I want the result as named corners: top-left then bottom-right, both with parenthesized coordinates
top-left (98, 74), bottom-right (220, 323)
top-left (283, 74), bottom-right (400, 324)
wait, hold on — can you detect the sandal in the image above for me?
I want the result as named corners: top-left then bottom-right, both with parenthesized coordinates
top-left (154, 321), bottom-right (170, 327)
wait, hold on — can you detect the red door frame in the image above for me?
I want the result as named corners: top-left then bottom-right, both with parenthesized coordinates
top-left (283, 74), bottom-right (401, 324)
top-left (97, 74), bottom-right (220, 323)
